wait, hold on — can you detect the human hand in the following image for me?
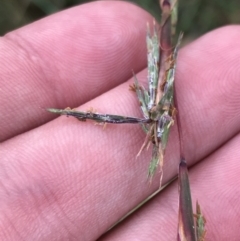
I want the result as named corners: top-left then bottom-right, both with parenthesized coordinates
top-left (1, 1), bottom-right (240, 240)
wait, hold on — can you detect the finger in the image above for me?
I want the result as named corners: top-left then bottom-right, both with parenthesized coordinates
top-left (176, 25), bottom-right (240, 162)
top-left (0, 1), bottom-right (152, 141)
top-left (100, 132), bottom-right (240, 241)
top-left (1, 26), bottom-right (240, 240)
top-left (0, 71), bottom-right (155, 241)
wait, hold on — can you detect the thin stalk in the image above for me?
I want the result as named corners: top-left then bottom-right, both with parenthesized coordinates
top-left (106, 175), bottom-right (177, 232)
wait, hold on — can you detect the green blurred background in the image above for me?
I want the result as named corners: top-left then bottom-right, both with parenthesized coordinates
top-left (1, 0), bottom-right (240, 39)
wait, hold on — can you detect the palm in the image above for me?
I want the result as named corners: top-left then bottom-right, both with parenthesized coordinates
top-left (1, 2), bottom-right (240, 240)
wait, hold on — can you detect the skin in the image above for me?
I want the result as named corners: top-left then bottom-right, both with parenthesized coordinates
top-left (0, 1), bottom-right (240, 240)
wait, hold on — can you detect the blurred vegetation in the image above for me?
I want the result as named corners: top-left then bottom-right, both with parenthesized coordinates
top-left (1, 0), bottom-right (240, 39)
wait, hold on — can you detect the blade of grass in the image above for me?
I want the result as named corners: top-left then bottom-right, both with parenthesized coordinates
top-left (47, 108), bottom-right (149, 124)
top-left (178, 159), bottom-right (196, 241)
